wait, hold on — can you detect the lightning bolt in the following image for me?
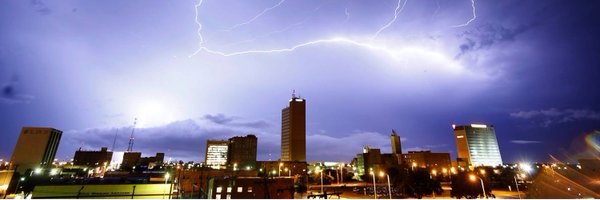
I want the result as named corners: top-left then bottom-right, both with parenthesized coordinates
top-left (371, 0), bottom-right (408, 40)
top-left (224, 0), bottom-right (286, 31)
top-left (451, 0), bottom-right (476, 28)
top-left (190, 0), bottom-right (205, 57)
top-left (188, 0), bottom-right (463, 71)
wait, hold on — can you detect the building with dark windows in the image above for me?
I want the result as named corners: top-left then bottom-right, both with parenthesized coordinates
top-left (10, 127), bottom-right (62, 173)
top-left (120, 152), bottom-right (141, 170)
top-left (227, 134), bottom-right (257, 169)
top-left (73, 147), bottom-right (113, 168)
top-left (281, 93), bottom-right (306, 162)
top-left (402, 150), bottom-right (452, 170)
top-left (453, 124), bottom-right (503, 167)
top-left (205, 140), bottom-right (229, 169)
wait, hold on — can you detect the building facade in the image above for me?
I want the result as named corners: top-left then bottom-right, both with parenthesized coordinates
top-left (281, 94), bottom-right (306, 162)
top-left (10, 127), bottom-right (62, 173)
top-left (73, 147), bottom-right (113, 168)
top-left (227, 135), bottom-right (257, 169)
top-left (453, 124), bottom-right (503, 167)
top-left (402, 150), bottom-right (452, 170)
top-left (205, 140), bottom-right (229, 169)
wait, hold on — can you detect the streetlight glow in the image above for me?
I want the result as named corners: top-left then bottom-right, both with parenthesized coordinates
top-left (469, 174), bottom-right (477, 181)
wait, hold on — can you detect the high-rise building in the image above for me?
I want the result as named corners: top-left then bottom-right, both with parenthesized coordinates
top-left (227, 135), bottom-right (257, 169)
top-left (73, 147), bottom-right (113, 168)
top-left (453, 124), bottom-right (503, 167)
top-left (206, 140), bottom-right (229, 169)
top-left (10, 127), bottom-right (62, 173)
top-left (391, 129), bottom-right (402, 155)
top-left (281, 93), bottom-right (306, 162)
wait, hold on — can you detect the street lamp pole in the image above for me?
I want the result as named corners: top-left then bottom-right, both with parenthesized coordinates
top-left (479, 178), bottom-right (487, 198)
top-left (163, 173), bottom-right (170, 199)
top-left (278, 163), bottom-right (283, 177)
top-left (380, 172), bottom-right (391, 199)
top-left (470, 174), bottom-right (487, 199)
top-left (514, 175), bottom-right (521, 199)
top-left (320, 169), bottom-right (324, 194)
top-left (371, 171), bottom-right (377, 199)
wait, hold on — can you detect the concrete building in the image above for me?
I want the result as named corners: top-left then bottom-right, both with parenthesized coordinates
top-left (227, 135), bottom-right (257, 169)
top-left (281, 93), bottom-right (306, 162)
top-left (208, 177), bottom-right (294, 199)
top-left (120, 152), bottom-right (164, 170)
top-left (351, 146), bottom-right (400, 177)
top-left (121, 152), bottom-right (142, 170)
top-left (453, 124), bottom-right (503, 167)
top-left (391, 129), bottom-right (402, 155)
top-left (402, 150), bottom-right (452, 170)
top-left (10, 127), bottom-right (62, 173)
top-left (205, 140), bottom-right (229, 169)
top-left (390, 129), bottom-right (403, 164)
top-left (73, 147), bottom-right (113, 168)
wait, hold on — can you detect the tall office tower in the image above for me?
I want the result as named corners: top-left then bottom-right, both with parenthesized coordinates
top-left (281, 92), bottom-right (306, 162)
top-left (227, 134), bottom-right (257, 169)
top-left (10, 127), bottom-right (62, 173)
top-left (391, 129), bottom-right (402, 154)
top-left (453, 124), bottom-right (503, 167)
top-left (205, 140), bottom-right (229, 169)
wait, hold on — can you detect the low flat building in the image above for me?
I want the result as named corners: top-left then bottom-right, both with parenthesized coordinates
top-left (73, 147), bottom-right (113, 168)
top-left (403, 150), bottom-right (452, 170)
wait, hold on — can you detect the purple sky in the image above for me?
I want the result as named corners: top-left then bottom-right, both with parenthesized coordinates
top-left (1, 0), bottom-right (599, 164)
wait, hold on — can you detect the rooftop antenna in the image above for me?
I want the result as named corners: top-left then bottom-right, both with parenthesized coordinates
top-left (292, 89), bottom-right (296, 98)
top-left (126, 118), bottom-right (137, 152)
top-left (111, 129), bottom-right (118, 151)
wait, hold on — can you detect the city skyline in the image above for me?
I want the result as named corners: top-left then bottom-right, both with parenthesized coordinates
top-left (1, 0), bottom-right (600, 165)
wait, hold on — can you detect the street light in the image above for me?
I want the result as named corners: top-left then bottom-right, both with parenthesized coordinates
top-left (163, 173), bottom-right (170, 199)
top-left (233, 163), bottom-right (238, 171)
top-left (380, 172), bottom-right (392, 199)
top-left (411, 162), bottom-right (417, 171)
top-left (316, 167), bottom-right (324, 194)
top-left (370, 171), bottom-right (377, 199)
top-left (514, 175), bottom-right (522, 199)
top-left (284, 168), bottom-right (290, 177)
top-left (279, 163), bottom-right (283, 177)
top-left (469, 174), bottom-right (487, 198)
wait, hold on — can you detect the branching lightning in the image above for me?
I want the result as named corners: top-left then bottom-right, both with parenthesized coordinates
top-left (451, 0), bottom-right (476, 28)
top-left (224, 0), bottom-right (286, 31)
top-left (190, 0), bottom-right (205, 57)
top-left (371, 0), bottom-right (408, 40)
top-left (188, 0), bottom-right (472, 68)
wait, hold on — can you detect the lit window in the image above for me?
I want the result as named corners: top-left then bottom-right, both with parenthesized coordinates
top-left (216, 194), bottom-right (221, 199)
top-left (216, 187), bottom-right (222, 193)
top-left (248, 187), bottom-right (253, 192)
top-left (227, 187), bottom-right (232, 193)
top-left (226, 194), bottom-right (231, 199)
top-left (237, 187), bottom-right (243, 193)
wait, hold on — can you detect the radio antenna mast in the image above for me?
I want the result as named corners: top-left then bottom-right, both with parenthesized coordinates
top-left (126, 118), bottom-right (137, 152)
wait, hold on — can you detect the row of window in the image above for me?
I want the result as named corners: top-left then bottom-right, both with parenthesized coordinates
top-left (216, 186), bottom-right (253, 194)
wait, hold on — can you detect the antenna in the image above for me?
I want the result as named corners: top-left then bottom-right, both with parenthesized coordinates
top-left (111, 129), bottom-right (118, 151)
top-left (126, 118), bottom-right (137, 152)
top-left (292, 89), bottom-right (296, 98)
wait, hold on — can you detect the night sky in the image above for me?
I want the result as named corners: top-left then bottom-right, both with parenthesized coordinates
top-left (1, 0), bottom-right (599, 164)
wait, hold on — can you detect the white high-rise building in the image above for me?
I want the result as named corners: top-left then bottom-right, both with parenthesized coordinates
top-left (453, 124), bottom-right (503, 167)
